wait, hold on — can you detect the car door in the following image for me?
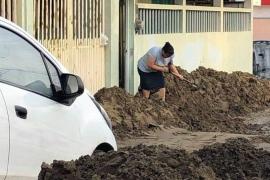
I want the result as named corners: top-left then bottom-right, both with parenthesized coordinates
top-left (0, 26), bottom-right (102, 178)
top-left (0, 88), bottom-right (9, 179)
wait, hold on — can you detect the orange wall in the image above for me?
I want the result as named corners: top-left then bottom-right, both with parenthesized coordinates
top-left (253, 18), bottom-right (270, 41)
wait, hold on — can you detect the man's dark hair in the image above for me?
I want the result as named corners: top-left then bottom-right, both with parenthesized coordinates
top-left (162, 42), bottom-right (174, 56)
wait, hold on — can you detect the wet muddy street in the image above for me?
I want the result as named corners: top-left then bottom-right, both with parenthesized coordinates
top-left (39, 67), bottom-right (270, 180)
top-left (119, 108), bottom-right (270, 152)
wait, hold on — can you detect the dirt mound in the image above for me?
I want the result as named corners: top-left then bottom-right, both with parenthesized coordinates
top-left (95, 67), bottom-right (270, 137)
top-left (38, 145), bottom-right (216, 180)
top-left (167, 67), bottom-right (270, 115)
top-left (39, 138), bottom-right (270, 180)
top-left (165, 67), bottom-right (270, 133)
top-left (195, 138), bottom-right (270, 180)
top-left (94, 87), bottom-right (186, 137)
top-left (251, 135), bottom-right (270, 144)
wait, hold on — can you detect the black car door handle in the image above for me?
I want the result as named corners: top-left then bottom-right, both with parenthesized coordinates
top-left (15, 105), bottom-right (27, 119)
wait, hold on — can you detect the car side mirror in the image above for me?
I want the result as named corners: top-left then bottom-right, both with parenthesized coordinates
top-left (57, 73), bottom-right (84, 101)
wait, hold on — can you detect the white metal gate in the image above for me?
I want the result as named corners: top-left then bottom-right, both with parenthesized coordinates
top-left (34, 0), bottom-right (105, 93)
top-left (0, 0), bottom-right (17, 22)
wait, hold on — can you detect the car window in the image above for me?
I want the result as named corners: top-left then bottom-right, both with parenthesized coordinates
top-left (44, 57), bottom-right (62, 93)
top-left (0, 27), bottom-right (52, 96)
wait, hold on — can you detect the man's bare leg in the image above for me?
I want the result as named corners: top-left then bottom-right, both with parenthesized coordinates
top-left (158, 88), bottom-right (166, 101)
top-left (142, 89), bottom-right (150, 99)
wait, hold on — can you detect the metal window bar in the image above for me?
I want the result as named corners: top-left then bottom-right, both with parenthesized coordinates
top-left (139, 9), bottom-right (143, 34)
top-left (35, 0), bottom-right (67, 40)
top-left (171, 10), bottom-right (174, 33)
top-left (162, 10), bottom-right (165, 33)
top-left (73, 0), bottom-right (103, 39)
top-left (223, 12), bottom-right (251, 32)
top-left (186, 10), bottom-right (220, 33)
top-left (94, 0), bottom-right (96, 38)
top-left (157, 9), bottom-right (160, 34)
top-left (148, 9), bottom-right (152, 34)
top-left (143, 9), bottom-right (146, 34)
top-left (138, 8), bottom-right (182, 35)
top-left (166, 10), bottom-right (169, 33)
top-left (197, 11), bottom-right (200, 32)
top-left (35, 0), bottom-right (103, 40)
top-left (176, 10), bottom-right (179, 33)
top-left (145, 9), bottom-right (148, 34)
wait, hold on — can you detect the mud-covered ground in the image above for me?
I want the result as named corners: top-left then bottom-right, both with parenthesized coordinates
top-left (195, 138), bottom-right (270, 180)
top-left (95, 67), bottom-right (270, 138)
top-left (39, 138), bottom-right (270, 180)
top-left (39, 67), bottom-right (270, 180)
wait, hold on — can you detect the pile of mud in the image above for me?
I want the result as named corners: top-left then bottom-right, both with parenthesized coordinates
top-left (195, 138), bottom-right (270, 179)
top-left (38, 145), bottom-right (215, 180)
top-left (95, 67), bottom-right (270, 137)
top-left (165, 67), bottom-right (270, 132)
top-left (38, 138), bottom-right (270, 180)
top-left (94, 87), bottom-right (185, 137)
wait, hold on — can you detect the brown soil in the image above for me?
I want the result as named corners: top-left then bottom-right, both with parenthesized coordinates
top-left (117, 127), bottom-right (255, 153)
top-left (94, 87), bottom-right (182, 138)
top-left (251, 135), bottom-right (270, 144)
top-left (95, 67), bottom-right (270, 138)
top-left (39, 138), bottom-right (270, 180)
top-left (39, 145), bottom-right (216, 180)
top-left (38, 67), bottom-right (270, 180)
top-left (195, 138), bottom-right (270, 180)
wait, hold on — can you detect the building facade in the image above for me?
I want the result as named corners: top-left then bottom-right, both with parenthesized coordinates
top-left (1, 0), bottom-right (253, 94)
top-left (119, 0), bottom-right (253, 94)
top-left (1, 0), bottom-right (107, 93)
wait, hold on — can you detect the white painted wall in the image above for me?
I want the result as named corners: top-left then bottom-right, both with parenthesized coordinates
top-left (132, 32), bottom-right (252, 94)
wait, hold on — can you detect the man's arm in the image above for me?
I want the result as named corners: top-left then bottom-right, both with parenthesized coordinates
top-left (169, 64), bottom-right (183, 79)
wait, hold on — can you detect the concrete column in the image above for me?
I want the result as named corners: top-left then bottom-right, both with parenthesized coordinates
top-left (16, 0), bottom-right (34, 36)
top-left (105, 0), bottom-right (120, 88)
top-left (126, 0), bottom-right (136, 94)
top-left (182, 1), bottom-right (186, 33)
top-left (182, 0), bottom-right (186, 6)
top-left (221, 0), bottom-right (224, 32)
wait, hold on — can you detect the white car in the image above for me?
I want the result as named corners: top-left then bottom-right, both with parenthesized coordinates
top-left (0, 17), bottom-right (117, 180)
